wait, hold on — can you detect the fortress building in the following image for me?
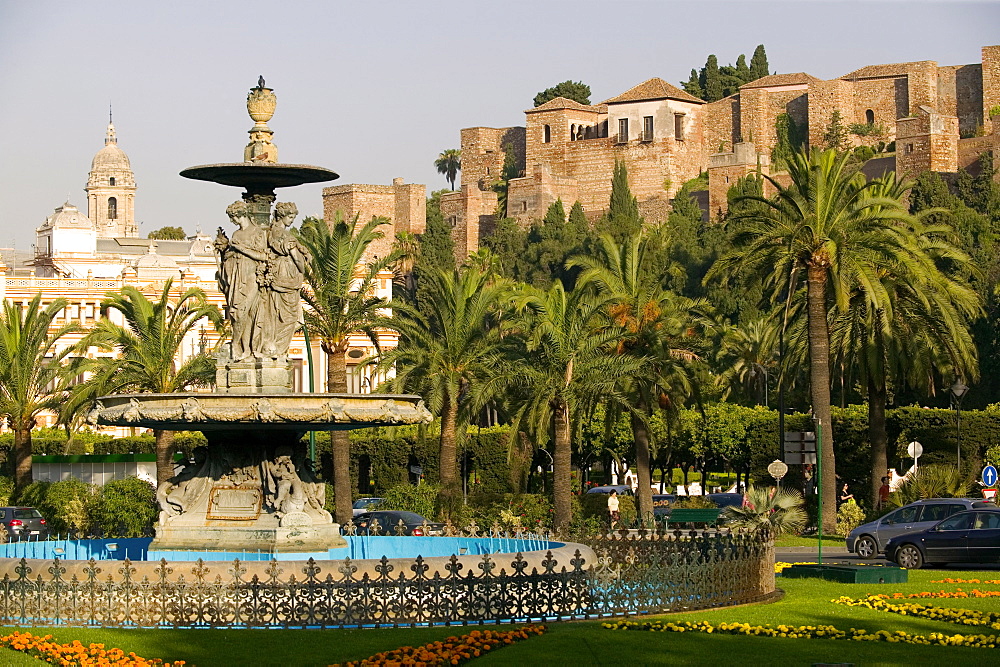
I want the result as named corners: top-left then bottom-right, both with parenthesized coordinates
top-left (443, 45), bottom-right (1000, 260)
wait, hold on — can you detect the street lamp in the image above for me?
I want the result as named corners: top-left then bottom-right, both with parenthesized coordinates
top-left (950, 380), bottom-right (969, 473)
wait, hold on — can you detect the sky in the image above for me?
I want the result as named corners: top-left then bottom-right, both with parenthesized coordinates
top-left (0, 0), bottom-right (998, 250)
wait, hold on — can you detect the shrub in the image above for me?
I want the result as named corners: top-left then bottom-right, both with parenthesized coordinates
top-left (463, 493), bottom-right (553, 531)
top-left (378, 483), bottom-right (439, 519)
top-left (723, 486), bottom-right (806, 536)
top-left (42, 479), bottom-right (96, 535)
top-left (577, 492), bottom-right (636, 528)
top-left (889, 464), bottom-right (970, 507)
top-left (672, 495), bottom-right (717, 509)
top-left (836, 500), bottom-right (866, 537)
top-left (990, 105), bottom-right (1000, 118)
top-left (87, 477), bottom-right (157, 537)
top-left (14, 481), bottom-right (51, 508)
top-left (0, 477), bottom-right (12, 506)
top-left (852, 145), bottom-right (875, 162)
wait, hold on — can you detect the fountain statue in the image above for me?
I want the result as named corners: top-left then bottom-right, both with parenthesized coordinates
top-left (90, 79), bottom-right (431, 553)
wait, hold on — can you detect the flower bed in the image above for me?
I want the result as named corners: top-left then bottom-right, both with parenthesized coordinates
top-left (334, 625), bottom-right (546, 666)
top-left (931, 578), bottom-right (1000, 585)
top-left (884, 590), bottom-right (1000, 599)
top-left (0, 631), bottom-right (181, 666)
top-left (602, 619), bottom-right (1000, 648)
top-left (833, 595), bottom-right (1000, 630)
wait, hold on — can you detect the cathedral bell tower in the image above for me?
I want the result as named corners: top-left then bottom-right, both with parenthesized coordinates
top-left (86, 118), bottom-right (137, 237)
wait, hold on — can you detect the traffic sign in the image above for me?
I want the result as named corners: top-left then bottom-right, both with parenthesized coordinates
top-left (983, 487), bottom-right (998, 502)
top-left (783, 431), bottom-right (817, 464)
top-left (983, 464), bottom-right (998, 488)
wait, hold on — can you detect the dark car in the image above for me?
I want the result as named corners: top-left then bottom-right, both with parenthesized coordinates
top-left (885, 507), bottom-right (1000, 569)
top-left (352, 510), bottom-right (445, 536)
top-left (0, 507), bottom-right (49, 541)
top-left (847, 498), bottom-right (993, 559)
top-left (352, 497), bottom-right (384, 517)
top-left (707, 493), bottom-right (744, 509)
top-left (585, 485), bottom-right (634, 496)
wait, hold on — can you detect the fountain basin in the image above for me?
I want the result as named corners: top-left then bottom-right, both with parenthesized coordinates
top-left (180, 163), bottom-right (338, 191)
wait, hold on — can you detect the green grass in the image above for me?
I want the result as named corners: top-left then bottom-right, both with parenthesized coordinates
top-left (775, 533), bottom-right (845, 547)
top-left (3, 570), bottom-right (999, 666)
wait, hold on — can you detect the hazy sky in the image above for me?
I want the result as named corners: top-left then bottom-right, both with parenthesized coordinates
top-left (1, 1), bottom-right (997, 249)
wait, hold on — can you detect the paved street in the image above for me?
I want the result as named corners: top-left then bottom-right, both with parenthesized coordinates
top-left (776, 547), bottom-right (1000, 570)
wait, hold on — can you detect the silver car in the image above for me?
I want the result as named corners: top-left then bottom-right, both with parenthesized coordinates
top-left (847, 498), bottom-right (991, 559)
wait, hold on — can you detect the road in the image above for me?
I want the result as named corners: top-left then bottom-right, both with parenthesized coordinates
top-left (776, 547), bottom-right (1000, 570)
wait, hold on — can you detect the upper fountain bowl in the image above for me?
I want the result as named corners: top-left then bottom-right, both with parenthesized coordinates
top-left (180, 163), bottom-right (338, 193)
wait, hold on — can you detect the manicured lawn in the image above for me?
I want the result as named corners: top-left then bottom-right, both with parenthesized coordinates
top-left (3, 569), bottom-right (999, 665)
top-left (774, 533), bottom-right (845, 547)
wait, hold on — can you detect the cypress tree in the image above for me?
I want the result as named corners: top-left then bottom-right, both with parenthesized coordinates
top-left (682, 68), bottom-right (704, 99)
top-left (603, 161), bottom-right (642, 241)
top-left (568, 201), bottom-right (588, 229)
top-left (736, 54), bottom-right (751, 84)
top-left (543, 198), bottom-right (566, 226)
top-left (703, 55), bottom-right (723, 102)
top-left (749, 45), bottom-right (769, 80)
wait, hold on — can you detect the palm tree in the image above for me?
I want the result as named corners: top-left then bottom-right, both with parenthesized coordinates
top-left (723, 485), bottom-right (806, 537)
top-left (434, 149), bottom-right (462, 190)
top-left (709, 147), bottom-right (926, 533)
top-left (297, 214), bottom-right (396, 525)
top-left (506, 280), bottom-right (641, 532)
top-left (715, 316), bottom-right (779, 406)
top-left (86, 280), bottom-right (222, 484)
top-left (570, 233), bottom-right (706, 522)
top-left (375, 265), bottom-right (508, 518)
top-left (831, 175), bottom-right (981, 500)
top-left (0, 295), bottom-right (85, 493)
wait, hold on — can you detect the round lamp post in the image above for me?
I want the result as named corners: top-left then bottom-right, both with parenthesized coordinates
top-left (950, 380), bottom-right (969, 473)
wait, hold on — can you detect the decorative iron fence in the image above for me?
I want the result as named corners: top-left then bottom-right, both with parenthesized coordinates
top-left (0, 528), bottom-right (774, 628)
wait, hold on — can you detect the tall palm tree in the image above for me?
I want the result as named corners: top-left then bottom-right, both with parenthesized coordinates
top-left (0, 295), bottom-right (85, 493)
top-left (87, 280), bottom-right (222, 484)
top-left (507, 280), bottom-right (641, 532)
top-left (376, 265), bottom-right (508, 518)
top-left (297, 214), bottom-right (396, 524)
top-left (570, 233), bottom-right (706, 521)
top-left (434, 149), bottom-right (462, 190)
top-left (709, 147), bottom-right (925, 533)
top-left (831, 174), bottom-right (981, 500)
top-left (715, 316), bottom-right (779, 406)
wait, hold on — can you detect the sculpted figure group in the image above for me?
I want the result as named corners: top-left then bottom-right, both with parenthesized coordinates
top-left (215, 200), bottom-right (309, 362)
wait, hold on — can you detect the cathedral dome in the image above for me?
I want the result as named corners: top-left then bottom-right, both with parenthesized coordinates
top-left (90, 122), bottom-right (132, 172)
top-left (41, 201), bottom-right (93, 229)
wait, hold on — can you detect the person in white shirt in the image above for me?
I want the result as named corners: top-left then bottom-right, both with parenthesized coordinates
top-left (607, 490), bottom-right (620, 529)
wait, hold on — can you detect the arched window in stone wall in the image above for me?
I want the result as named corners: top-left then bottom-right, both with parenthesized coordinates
top-left (570, 124), bottom-right (576, 141)
top-left (108, 197), bottom-right (118, 220)
top-left (865, 109), bottom-right (875, 125)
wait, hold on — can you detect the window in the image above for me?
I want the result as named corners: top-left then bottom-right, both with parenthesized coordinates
top-left (642, 116), bottom-right (654, 142)
top-left (521, 201), bottom-right (528, 212)
top-left (865, 109), bottom-right (875, 124)
top-left (570, 124), bottom-right (576, 141)
top-left (107, 197), bottom-right (118, 220)
top-left (920, 504), bottom-right (960, 522)
top-left (109, 177), bottom-right (116, 186)
top-left (905, 143), bottom-right (914, 154)
top-left (449, 216), bottom-right (458, 228)
top-left (885, 506), bottom-right (919, 524)
top-left (617, 118), bottom-right (629, 144)
top-left (936, 512), bottom-right (974, 531)
top-left (543, 124), bottom-right (551, 143)
top-left (674, 113), bottom-right (685, 140)
top-left (975, 512), bottom-right (1000, 529)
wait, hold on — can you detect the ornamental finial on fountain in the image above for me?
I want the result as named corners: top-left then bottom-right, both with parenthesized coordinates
top-left (245, 76), bottom-right (278, 163)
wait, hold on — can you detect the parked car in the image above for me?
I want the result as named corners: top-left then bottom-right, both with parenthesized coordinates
top-left (847, 498), bottom-right (994, 559)
top-left (585, 485), bottom-right (634, 496)
top-left (352, 497), bottom-right (384, 517)
top-left (885, 507), bottom-right (1000, 568)
top-left (0, 507), bottom-right (49, 541)
top-left (707, 493), bottom-right (744, 509)
top-left (352, 511), bottom-right (445, 536)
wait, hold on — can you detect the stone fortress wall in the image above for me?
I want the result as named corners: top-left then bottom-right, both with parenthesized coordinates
top-left (330, 46), bottom-right (1000, 266)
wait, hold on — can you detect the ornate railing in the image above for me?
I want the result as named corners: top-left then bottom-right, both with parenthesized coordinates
top-left (0, 528), bottom-right (774, 628)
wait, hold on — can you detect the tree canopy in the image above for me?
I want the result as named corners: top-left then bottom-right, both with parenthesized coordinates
top-left (681, 45), bottom-right (771, 101)
top-left (533, 80), bottom-right (591, 107)
top-left (148, 226), bottom-right (186, 240)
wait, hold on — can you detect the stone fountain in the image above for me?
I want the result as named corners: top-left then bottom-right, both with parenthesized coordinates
top-left (91, 78), bottom-right (431, 554)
